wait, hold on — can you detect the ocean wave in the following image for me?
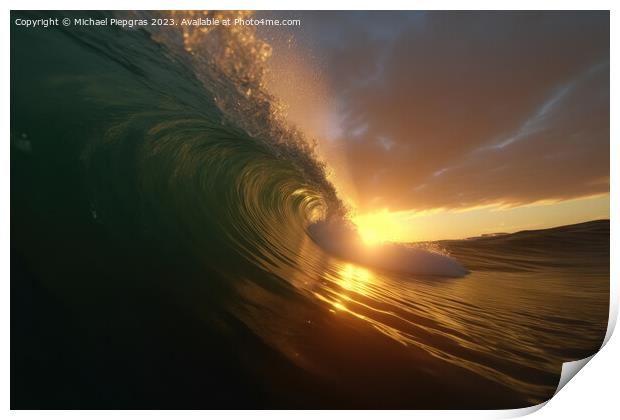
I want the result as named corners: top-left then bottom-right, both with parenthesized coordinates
top-left (308, 220), bottom-right (468, 277)
top-left (11, 11), bottom-right (608, 407)
top-left (53, 10), bottom-right (454, 279)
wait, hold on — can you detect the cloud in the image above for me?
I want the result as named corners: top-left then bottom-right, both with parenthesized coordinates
top-left (271, 11), bottom-right (610, 212)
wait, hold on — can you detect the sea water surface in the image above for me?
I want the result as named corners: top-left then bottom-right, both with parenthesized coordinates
top-left (11, 11), bottom-right (609, 409)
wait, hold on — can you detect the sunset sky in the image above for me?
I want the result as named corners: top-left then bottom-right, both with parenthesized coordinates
top-left (260, 11), bottom-right (610, 242)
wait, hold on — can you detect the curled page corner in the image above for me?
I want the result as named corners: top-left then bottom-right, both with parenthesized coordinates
top-left (551, 278), bottom-right (619, 391)
top-left (547, 298), bottom-right (615, 401)
top-left (498, 355), bottom-right (596, 418)
top-left (502, 303), bottom-right (615, 418)
top-left (497, 401), bottom-right (548, 418)
top-left (554, 355), bottom-right (595, 396)
top-left (547, 278), bottom-right (619, 400)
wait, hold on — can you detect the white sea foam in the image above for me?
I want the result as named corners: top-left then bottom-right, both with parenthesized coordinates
top-left (308, 220), bottom-right (468, 277)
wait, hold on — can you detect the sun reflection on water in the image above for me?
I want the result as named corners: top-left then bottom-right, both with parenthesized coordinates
top-left (307, 259), bottom-right (567, 402)
top-left (337, 264), bottom-right (373, 293)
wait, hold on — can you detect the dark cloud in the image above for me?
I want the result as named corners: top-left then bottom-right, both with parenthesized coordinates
top-left (264, 11), bottom-right (609, 212)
